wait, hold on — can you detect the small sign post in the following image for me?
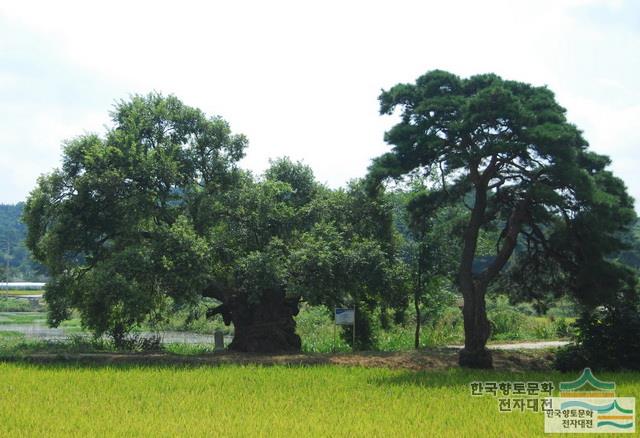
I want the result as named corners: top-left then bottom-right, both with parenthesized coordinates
top-left (334, 308), bottom-right (356, 352)
top-left (214, 330), bottom-right (225, 351)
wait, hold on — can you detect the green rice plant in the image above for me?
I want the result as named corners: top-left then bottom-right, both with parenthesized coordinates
top-left (2, 290), bottom-right (43, 296)
top-left (0, 363), bottom-right (638, 437)
top-left (0, 311), bottom-right (46, 324)
top-left (0, 298), bottom-right (34, 312)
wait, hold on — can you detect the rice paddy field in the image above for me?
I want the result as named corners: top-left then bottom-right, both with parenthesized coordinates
top-left (1, 363), bottom-right (638, 437)
top-left (1, 290), bottom-right (43, 296)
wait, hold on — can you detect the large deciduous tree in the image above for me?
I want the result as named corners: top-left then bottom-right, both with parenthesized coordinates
top-left (289, 178), bottom-right (402, 350)
top-left (24, 94), bottom-right (398, 352)
top-left (24, 94), bottom-right (247, 344)
top-left (368, 70), bottom-right (636, 368)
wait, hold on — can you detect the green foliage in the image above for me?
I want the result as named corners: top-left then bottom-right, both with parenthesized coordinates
top-left (0, 298), bottom-right (36, 312)
top-left (553, 317), bottom-right (574, 338)
top-left (616, 220), bottom-right (640, 270)
top-left (341, 305), bottom-right (379, 350)
top-left (0, 331), bottom-right (161, 356)
top-left (264, 157), bottom-right (318, 206)
top-left (111, 333), bottom-right (163, 352)
top-left (162, 343), bottom-right (217, 355)
top-left (148, 297), bottom-right (229, 334)
top-left (555, 301), bottom-right (640, 371)
top-left (0, 203), bottom-right (45, 281)
top-left (489, 310), bottom-right (524, 339)
top-left (546, 297), bottom-right (578, 318)
top-left (295, 304), bottom-right (350, 352)
top-left (419, 307), bottom-right (465, 346)
top-left (485, 296), bottom-right (575, 341)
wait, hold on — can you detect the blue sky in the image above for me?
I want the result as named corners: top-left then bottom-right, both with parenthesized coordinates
top-left (1, 0), bottom-right (639, 209)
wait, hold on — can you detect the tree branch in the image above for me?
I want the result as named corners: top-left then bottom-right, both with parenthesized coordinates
top-left (478, 199), bottom-right (528, 286)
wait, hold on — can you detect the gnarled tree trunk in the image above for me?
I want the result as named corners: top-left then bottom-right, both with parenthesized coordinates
top-left (458, 171), bottom-right (494, 368)
top-left (211, 290), bottom-right (301, 353)
top-left (457, 182), bottom-right (526, 368)
top-left (459, 281), bottom-right (492, 368)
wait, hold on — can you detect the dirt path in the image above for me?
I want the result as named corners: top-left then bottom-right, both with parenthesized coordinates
top-left (448, 340), bottom-right (570, 350)
top-left (0, 348), bottom-right (558, 371)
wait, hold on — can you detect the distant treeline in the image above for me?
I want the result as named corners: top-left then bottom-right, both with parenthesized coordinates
top-left (0, 203), bottom-right (46, 281)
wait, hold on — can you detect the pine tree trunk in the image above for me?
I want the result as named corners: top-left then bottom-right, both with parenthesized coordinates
top-left (458, 281), bottom-right (493, 368)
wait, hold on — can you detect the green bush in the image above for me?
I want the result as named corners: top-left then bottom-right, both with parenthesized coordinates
top-left (422, 306), bottom-right (464, 346)
top-left (555, 304), bottom-right (640, 371)
top-left (489, 309), bottom-right (525, 339)
top-left (341, 305), bottom-right (378, 351)
top-left (553, 317), bottom-right (575, 338)
top-left (514, 302), bottom-right (536, 316)
top-left (522, 317), bottom-right (555, 340)
top-left (295, 305), bottom-right (350, 352)
top-left (377, 325), bottom-right (414, 351)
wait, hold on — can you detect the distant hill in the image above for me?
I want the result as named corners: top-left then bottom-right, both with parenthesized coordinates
top-left (0, 203), bottom-right (47, 282)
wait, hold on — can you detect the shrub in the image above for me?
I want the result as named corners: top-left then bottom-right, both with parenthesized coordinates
top-left (527, 318), bottom-right (555, 340)
top-left (295, 305), bottom-right (350, 353)
top-left (341, 305), bottom-right (378, 350)
top-left (514, 302), bottom-right (536, 316)
top-left (110, 331), bottom-right (163, 352)
top-left (555, 304), bottom-right (640, 371)
top-left (553, 318), bottom-right (574, 338)
top-left (377, 325), bottom-right (414, 351)
top-left (554, 344), bottom-right (589, 372)
top-left (147, 298), bottom-right (229, 335)
top-left (422, 306), bottom-right (464, 346)
top-left (489, 309), bottom-right (525, 339)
